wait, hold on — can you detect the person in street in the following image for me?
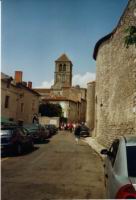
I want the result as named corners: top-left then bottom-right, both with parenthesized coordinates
top-left (64, 123), bottom-right (68, 130)
top-left (74, 123), bottom-right (81, 144)
top-left (69, 122), bottom-right (73, 133)
top-left (73, 122), bottom-right (76, 131)
top-left (32, 114), bottom-right (39, 124)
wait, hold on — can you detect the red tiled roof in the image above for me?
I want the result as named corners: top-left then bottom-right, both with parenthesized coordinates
top-left (16, 83), bottom-right (40, 96)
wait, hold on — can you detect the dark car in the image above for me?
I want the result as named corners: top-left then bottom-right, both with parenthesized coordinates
top-left (1, 126), bottom-right (34, 155)
top-left (80, 124), bottom-right (90, 137)
top-left (45, 124), bottom-right (58, 136)
top-left (23, 124), bottom-right (50, 142)
top-left (49, 124), bottom-right (58, 133)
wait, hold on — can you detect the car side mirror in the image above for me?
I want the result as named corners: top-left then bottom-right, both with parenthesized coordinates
top-left (101, 149), bottom-right (109, 155)
top-left (101, 149), bottom-right (113, 157)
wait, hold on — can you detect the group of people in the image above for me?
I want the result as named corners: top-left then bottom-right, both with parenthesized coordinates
top-left (59, 122), bottom-right (76, 132)
top-left (60, 121), bottom-right (89, 144)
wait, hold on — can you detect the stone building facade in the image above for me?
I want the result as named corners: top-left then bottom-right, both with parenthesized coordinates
top-left (1, 71), bottom-right (40, 124)
top-left (86, 81), bottom-right (95, 130)
top-left (52, 54), bottom-right (72, 89)
top-left (1, 73), bottom-right (18, 121)
top-left (34, 54), bottom-right (87, 123)
top-left (89, 0), bottom-right (136, 147)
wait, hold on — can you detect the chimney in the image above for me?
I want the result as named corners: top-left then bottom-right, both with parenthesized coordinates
top-left (15, 71), bottom-right (23, 83)
top-left (28, 81), bottom-right (32, 89)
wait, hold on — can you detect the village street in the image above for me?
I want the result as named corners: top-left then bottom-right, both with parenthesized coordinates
top-left (1, 130), bottom-right (105, 199)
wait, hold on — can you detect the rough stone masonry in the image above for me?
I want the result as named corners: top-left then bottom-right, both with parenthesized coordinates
top-left (92, 0), bottom-right (136, 147)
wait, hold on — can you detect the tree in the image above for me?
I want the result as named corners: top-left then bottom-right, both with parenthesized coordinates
top-left (39, 102), bottom-right (63, 117)
top-left (124, 26), bottom-right (136, 48)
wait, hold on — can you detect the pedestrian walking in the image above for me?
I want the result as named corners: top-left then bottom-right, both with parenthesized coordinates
top-left (73, 122), bottom-right (76, 131)
top-left (69, 122), bottom-right (73, 133)
top-left (74, 123), bottom-right (81, 144)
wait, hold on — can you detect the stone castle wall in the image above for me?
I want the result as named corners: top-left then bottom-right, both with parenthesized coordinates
top-left (86, 82), bottom-right (95, 130)
top-left (95, 0), bottom-right (136, 147)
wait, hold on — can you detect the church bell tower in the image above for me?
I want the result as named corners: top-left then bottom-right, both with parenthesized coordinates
top-left (52, 54), bottom-right (72, 89)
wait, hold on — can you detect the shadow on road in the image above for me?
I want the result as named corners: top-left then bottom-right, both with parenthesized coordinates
top-left (1, 146), bottom-right (40, 158)
top-left (35, 139), bottom-right (50, 145)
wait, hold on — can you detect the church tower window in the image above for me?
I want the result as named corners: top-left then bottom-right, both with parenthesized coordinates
top-left (62, 64), bottom-right (66, 71)
top-left (59, 64), bottom-right (62, 71)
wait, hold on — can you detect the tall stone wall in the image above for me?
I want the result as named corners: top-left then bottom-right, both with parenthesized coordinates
top-left (80, 99), bottom-right (86, 123)
top-left (86, 82), bottom-right (95, 131)
top-left (69, 101), bottom-right (79, 122)
top-left (95, 0), bottom-right (136, 147)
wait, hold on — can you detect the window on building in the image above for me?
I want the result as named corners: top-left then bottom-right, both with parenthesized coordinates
top-left (21, 103), bottom-right (24, 112)
top-left (5, 96), bottom-right (10, 108)
top-left (59, 64), bottom-right (62, 71)
top-left (62, 64), bottom-right (66, 71)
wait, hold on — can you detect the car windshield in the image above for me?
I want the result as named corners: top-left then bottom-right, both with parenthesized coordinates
top-left (81, 125), bottom-right (88, 130)
top-left (126, 146), bottom-right (136, 177)
top-left (24, 124), bottom-right (39, 130)
top-left (0, 129), bottom-right (12, 136)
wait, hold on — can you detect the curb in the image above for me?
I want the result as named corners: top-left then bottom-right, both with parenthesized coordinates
top-left (82, 137), bottom-right (105, 161)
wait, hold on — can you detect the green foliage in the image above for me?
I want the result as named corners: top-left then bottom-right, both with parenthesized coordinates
top-left (124, 26), bottom-right (136, 48)
top-left (60, 116), bottom-right (67, 123)
top-left (39, 102), bottom-right (63, 117)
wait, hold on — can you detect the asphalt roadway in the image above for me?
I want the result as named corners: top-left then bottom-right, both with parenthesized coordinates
top-left (1, 130), bottom-right (105, 199)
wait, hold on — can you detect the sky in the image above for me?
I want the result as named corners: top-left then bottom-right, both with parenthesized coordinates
top-left (2, 0), bottom-right (128, 88)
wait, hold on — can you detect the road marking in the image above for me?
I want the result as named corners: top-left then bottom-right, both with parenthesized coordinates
top-left (1, 158), bottom-right (9, 162)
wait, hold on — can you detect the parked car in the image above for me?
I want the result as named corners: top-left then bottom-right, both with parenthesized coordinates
top-left (1, 126), bottom-right (34, 155)
top-left (80, 124), bottom-right (90, 137)
top-left (101, 135), bottom-right (136, 199)
top-left (50, 124), bottom-right (58, 133)
top-left (44, 124), bottom-right (58, 136)
top-left (23, 124), bottom-right (50, 142)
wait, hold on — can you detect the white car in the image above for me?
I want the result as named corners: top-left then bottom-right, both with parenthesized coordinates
top-left (101, 135), bottom-right (136, 199)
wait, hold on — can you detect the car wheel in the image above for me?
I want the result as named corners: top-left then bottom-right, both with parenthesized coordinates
top-left (30, 141), bottom-right (34, 150)
top-left (16, 144), bottom-right (22, 155)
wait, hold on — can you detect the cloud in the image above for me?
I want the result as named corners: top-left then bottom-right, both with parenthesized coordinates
top-left (36, 72), bottom-right (95, 88)
top-left (36, 80), bottom-right (54, 88)
top-left (73, 72), bottom-right (96, 88)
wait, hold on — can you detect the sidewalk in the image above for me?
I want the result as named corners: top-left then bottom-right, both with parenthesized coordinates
top-left (82, 137), bottom-right (105, 160)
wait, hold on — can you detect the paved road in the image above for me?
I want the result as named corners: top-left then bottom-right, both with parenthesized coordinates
top-left (2, 131), bottom-right (105, 199)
